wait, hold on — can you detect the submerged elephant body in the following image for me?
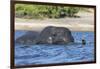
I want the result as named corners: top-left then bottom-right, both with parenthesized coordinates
top-left (15, 26), bottom-right (74, 45)
top-left (15, 31), bottom-right (39, 44)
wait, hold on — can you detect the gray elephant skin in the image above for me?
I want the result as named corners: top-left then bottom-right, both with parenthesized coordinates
top-left (15, 26), bottom-right (74, 45)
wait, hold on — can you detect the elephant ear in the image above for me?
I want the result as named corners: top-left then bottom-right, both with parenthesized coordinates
top-left (64, 28), bottom-right (74, 42)
top-left (36, 26), bottom-right (56, 44)
top-left (39, 26), bottom-right (54, 38)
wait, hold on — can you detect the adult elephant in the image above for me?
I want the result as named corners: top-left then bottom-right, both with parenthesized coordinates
top-left (36, 26), bottom-right (74, 44)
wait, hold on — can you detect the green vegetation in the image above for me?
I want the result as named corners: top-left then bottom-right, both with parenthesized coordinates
top-left (15, 4), bottom-right (88, 19)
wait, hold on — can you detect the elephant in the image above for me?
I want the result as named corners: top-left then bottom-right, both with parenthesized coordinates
top-left (36, 26), bottom-right (74, 44)
top-left (15, 26), bottom-right (74, 45)
top-left (15, 31), bottom-right (39, 45)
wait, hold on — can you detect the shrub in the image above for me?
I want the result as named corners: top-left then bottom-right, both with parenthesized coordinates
top-left (15, 4), bottom-right (80, 19)
top-left (66, 7), bottom-right (80, 17)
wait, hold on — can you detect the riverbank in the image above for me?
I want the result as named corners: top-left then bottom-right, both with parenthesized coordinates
top-left (15, 22), bottom-right (94, 32)
top-left (15, 12), bottom-right (94, 32)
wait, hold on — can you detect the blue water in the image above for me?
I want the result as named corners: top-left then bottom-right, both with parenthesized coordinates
top-left (15, 31), bottom-right (95, 66)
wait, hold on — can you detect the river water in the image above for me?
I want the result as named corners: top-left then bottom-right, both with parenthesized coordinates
top-left (15, 31), bottom-right (94, 66)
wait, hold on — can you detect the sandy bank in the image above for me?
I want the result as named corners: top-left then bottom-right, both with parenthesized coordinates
top-left (15, 22), bottom-right (94, 32)
top-left (15, 12), bottom-right (94, 32)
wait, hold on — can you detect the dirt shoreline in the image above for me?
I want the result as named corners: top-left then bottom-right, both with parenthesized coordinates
top-left (15, 22), bottom-right (94, 32)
